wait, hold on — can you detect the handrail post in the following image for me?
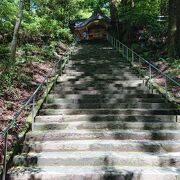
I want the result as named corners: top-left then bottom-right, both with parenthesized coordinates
top-left (165, 77), bottom-right (168, 99)
top-left (45, 77), bottom-right (49, 104)
top-left (131, 51), bottom-right (134, 64)
top-left (60, 59), bottom-right (63, 76)
top-left (68, 53), bottom-right (70, 63)
top-left (138, 56), bottom-right (141, 68)
top-left (53, 63), bottom-right (58, 87)
top-left (55, 62), bottom-right (58, 75)
top-left (2, 131), bottom-right (8, 180)
top-left (149, 65), bottom-right (152, 93)
top-left (32, 95), bottom-right (36, 131)
top-left (127, 48), bottom-right (129, 61)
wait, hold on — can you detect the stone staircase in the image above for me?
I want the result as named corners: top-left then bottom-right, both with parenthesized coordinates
top-left (8, 41), bottom-right (180, 180)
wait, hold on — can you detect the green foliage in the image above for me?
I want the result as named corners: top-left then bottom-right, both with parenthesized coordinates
top-left (0, 44), bottom-right (9, 56)
top-left (0, 59), bottom-right (16, 89)
top-left (21, 1), bottom-right (74, 42)
top-left (0, 0), bottom-right (18, 33)
top-left (119, 0), bottom-right (161, 24)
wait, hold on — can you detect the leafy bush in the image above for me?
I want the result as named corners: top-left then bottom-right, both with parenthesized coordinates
top-left (0, 44), bottom-right (9, 57)
top-left (22, 14), bottom-right (73, 42)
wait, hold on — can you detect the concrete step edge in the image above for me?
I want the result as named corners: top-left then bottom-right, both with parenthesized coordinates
top-left (13, 151), bottom-right (180, 167)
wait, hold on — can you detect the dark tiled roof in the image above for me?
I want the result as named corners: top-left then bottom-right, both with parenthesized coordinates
top-left (75, 13), bottom-right (110, 28)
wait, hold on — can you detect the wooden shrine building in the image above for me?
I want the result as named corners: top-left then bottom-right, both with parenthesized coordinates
top-left (74, 12), bottom-right (110, 41)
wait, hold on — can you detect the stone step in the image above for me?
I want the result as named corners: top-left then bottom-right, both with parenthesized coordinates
top-left (40, 108), bottom-right (179, 116)
top-left (64, 70), bottom-right (138, 74)
top-left (71, 54), bottom-right (121, 58)
top-left (53, 86), bottom-right (149, 92)
top-left (64, 71), bottom-right (139, 76)
top-left (66, 60), bottom-right (134, 64)
top-left (65, 67), bottom-right (134, 72)
top-left (67, 60), bottom-right (129, 64)
top-left (36, 115), bottom-right (177, 123)
top-left (43, 102), bottom-right (171, 109)
top-left (56, 80), bottom-right (144, 87)
top-left (70, 57), bottom-right (123, 60)
top-left (67, 60), bottom-right (128, 63)
top-left (8, 166), bottom-right (180, 180)
top-left (61, 73), bottom-right (140, 79)
top-left (66, 65), bottom-right (131, 69)
top-left (58, 76), bottom-right (141, 82)
top-left (25, 140), bottom-right (180, 153)
top-left (25, 130), bottom-right (180, 141)
top-left (62, 75), bottom-right (141, 81)
top-left (52, 89), bottom-right (150, 95)
top-left (65, 64), bottom-right (130, 69)
top-left (65, 64), bottom-right (136, 71)
top-left (47, 97), bottom-right (165, 104)
top-left (55, 84), bottom-right (145, 89)
top-left (13, 151), bottom-right (180, 167)
top-left (33, 121), bottom-right (180, 131)
top-left (47, 93), bottom-right (161, 100)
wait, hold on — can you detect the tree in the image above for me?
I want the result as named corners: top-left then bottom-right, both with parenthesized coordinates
top-left (109, 0), bottom-right (120, 38)
top-left (175, 0), bottom-right (180, 56)
top-left (10, 0), bottom-right (25, 60)
top-left (109, 0), bottom-right (119, 22)
top-left (167, 0), bottom-right (176, 57)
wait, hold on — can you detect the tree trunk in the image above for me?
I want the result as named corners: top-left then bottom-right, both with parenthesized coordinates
top-left (10, 0), bottom-right (25, 60)
top-left (167, 0), bottom-right (176, 57)
top-left (175, 0), bottom-right (180, 56)
top-left (109, 0), bottom-right (119, 23)
top-left (109, 0), bottom-right (120, 36)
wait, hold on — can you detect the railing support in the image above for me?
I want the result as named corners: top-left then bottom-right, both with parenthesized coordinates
top-left (165, 77), bottom-right (168, 99)
top-left (126, 48), bottom-right (129, 61)
top-left (60, 59), bottom-right (63, 76)
top-left (131, 51), bottom-right (134, 64)
top-left (149, 65), bottom-right (153, 93)
top-left (45, 78), bottom-right (49, 104)
top-left (138, 56), bottom-right (141, 68)
top-left (31, 95), bottom-right (36, 131)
